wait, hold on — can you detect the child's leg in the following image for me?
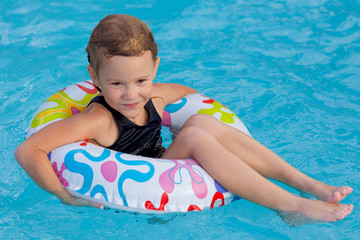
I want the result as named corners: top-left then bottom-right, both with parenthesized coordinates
top-left (177, 114), bottom-right (352, 203)
top-left (161, 125), bottom-right (353, 223)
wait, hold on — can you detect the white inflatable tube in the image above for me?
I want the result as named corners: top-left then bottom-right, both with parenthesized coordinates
top-left (26, 81), bottom-right (250, 213)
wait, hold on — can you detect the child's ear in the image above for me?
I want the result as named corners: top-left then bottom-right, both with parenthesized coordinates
top-left (152, 57), bottom-right (160, 79)
top-left (87, 65), bottom-right (100, 87)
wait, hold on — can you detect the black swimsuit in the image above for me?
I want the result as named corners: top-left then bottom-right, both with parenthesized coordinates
top-left (88, 96), bottom-right (165, 158)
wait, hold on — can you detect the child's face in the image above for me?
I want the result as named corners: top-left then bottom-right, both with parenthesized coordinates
top-left (88, 51), bottom-right (160, 119)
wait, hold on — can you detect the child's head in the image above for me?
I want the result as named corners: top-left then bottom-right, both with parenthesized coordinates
top-left (86, 14), bottom-right (158, 76)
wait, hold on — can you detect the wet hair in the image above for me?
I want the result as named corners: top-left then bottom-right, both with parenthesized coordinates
top-left (86, 14), bottom-right (158, 76)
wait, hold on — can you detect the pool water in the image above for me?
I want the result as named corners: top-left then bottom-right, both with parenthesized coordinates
top-left (1, 0), bottom-right (360, 239)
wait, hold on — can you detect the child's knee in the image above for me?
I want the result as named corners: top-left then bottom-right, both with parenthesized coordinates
top-left (177, 126), bottom-right (209, 147)
top-left (183, 114), bottom-right (218, 129)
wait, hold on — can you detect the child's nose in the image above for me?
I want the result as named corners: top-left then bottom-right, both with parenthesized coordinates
top-left (124, 85), bottom-right (139, 99)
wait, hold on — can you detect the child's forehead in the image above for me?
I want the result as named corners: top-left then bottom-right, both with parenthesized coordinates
top-left (98, 51), bottom-right (155, 76)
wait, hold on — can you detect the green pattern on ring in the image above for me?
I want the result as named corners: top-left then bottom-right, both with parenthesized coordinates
top-left (30, 90), bottom-right (97, 128)
top-left (197, 100), bottom-right (239, 124)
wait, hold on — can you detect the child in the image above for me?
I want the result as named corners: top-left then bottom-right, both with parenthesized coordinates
top-left (15, 14), bottom-right (353, 225)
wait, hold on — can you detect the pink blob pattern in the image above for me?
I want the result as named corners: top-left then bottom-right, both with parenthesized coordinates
top-left (52, 162), bottom-right (68, 187)
top-left (71, 106), bottom-right (80, 115)
top-left (101, 161), bottom-right (118, 182)
top-left (161, 111), bottom-right (171, 127)
top-left (159, 159), bottom-right (208, 199)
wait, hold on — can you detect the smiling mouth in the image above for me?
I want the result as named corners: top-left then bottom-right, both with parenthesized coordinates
top-left (123, 103), bottom-right (139, 108)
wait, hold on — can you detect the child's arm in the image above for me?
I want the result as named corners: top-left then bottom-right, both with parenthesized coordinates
top-left (14, 106), bottom-right (110, 208)
top-left (153, 83), bottom-right (197, 106)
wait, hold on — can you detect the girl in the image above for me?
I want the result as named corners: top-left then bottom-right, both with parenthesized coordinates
top-left (15, 14), bottom-right (353, 225)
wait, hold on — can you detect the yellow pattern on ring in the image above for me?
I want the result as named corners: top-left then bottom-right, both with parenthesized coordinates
top-left (30, 90), bottom-right (98, 128)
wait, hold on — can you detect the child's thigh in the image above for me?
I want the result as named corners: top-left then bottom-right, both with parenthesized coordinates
top-left (162, 126), bottom-right (211, 159)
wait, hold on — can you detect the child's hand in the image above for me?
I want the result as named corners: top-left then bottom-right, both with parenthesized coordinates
top-left (60, 195), bottom-right (104, 209)
top-left (56, 188), bottom-right (104, 209)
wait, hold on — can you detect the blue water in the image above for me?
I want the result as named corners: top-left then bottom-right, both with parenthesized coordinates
top-left (1, 0), bottom-right (360, 239)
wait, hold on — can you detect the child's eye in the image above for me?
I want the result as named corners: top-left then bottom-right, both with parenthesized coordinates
top-left (137, 79), bottom-right (147, 84)
top-left (112, 82), bottom-right (123, 86)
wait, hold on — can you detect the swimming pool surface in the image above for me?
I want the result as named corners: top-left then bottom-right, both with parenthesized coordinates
top-left (1, 0), bottom-right (360, 239)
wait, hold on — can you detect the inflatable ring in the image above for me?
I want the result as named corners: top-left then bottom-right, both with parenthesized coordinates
top-left (26, 81), bottom-right (250, 213)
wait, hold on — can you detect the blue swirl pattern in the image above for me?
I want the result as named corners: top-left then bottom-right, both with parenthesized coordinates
top-left (64, 148), bottom-right (111, 194)
top-left (115, 153), bottom-right (155, 206)
top-left (91, 185), bottom-right (109, 202)
top-left (164, 97), bottom-right (187, 113)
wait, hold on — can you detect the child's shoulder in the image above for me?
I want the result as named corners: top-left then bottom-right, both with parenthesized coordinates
top-left (77, 103), bottom-right (118, 146)
top-left (152, 83), bottom-right (197, 105)
top-left (84, 101), bottom-right (114, 125)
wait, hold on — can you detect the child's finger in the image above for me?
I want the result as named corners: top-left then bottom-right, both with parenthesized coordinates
top-left (74, 197), bottom-right (104, 209)
top-left (61, 196), bottom-right (104, 209)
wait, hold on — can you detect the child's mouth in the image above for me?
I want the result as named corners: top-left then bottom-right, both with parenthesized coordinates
top-left (123, 102), bottom-right (139, 108)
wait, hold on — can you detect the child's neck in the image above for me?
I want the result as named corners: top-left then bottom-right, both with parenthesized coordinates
top-left (128, 107), bottom-right (149, 126)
